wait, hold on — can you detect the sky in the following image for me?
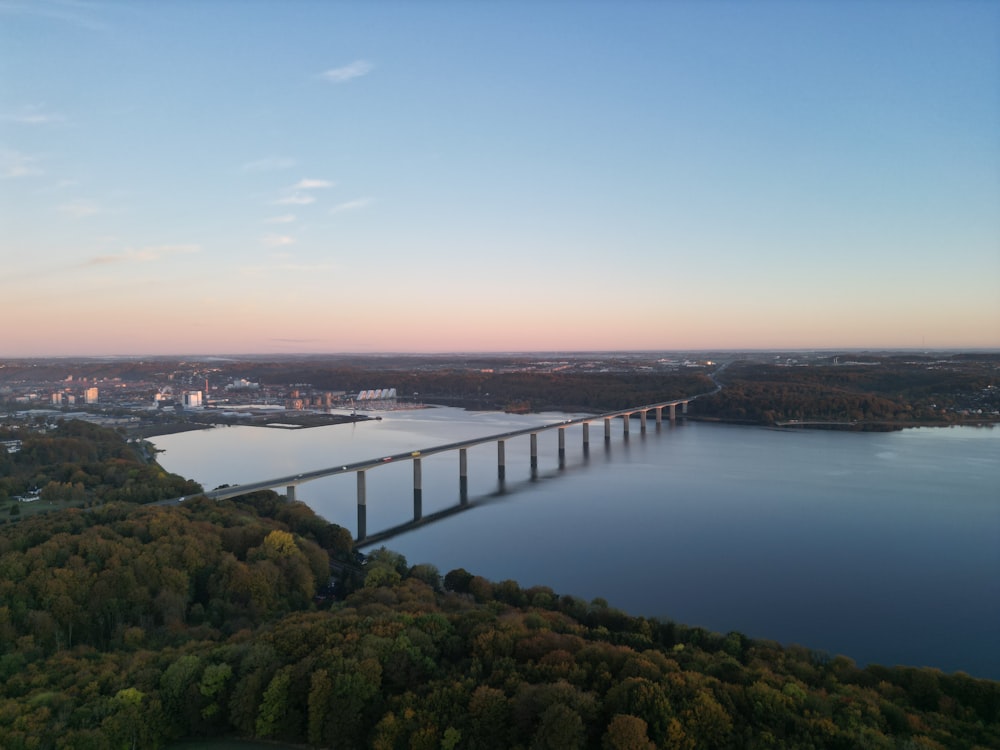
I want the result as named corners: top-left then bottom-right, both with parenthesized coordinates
top-left (1, 0), bottom-right (998, 356)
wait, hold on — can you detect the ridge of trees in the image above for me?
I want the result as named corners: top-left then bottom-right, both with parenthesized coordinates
top-left (694, 359), bottom-right (999, 427)
top-left (1, 495), bottom-right (997, 749)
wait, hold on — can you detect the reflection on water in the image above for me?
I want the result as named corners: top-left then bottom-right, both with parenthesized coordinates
top-left (152, 411), bottom-right (1000, 679)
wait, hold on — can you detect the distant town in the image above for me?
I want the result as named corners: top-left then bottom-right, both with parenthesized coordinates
top-left (1, 351), bottom-right (997, 440)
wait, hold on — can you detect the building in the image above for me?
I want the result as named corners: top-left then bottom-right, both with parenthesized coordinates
top-left (183, 391), bottom-right (203, 408)
top-left (84, 387), bottom-right (99, 404)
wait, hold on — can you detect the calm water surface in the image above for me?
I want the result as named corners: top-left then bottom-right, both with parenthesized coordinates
top-left (152, 409), bottom-right (1000, 679)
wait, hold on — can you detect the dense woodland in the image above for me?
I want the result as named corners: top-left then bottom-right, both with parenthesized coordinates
top-left (694, 357), bottom-right (999, 428)
top-left (0, 423), bottom-right (998, 748)
top-left (0, 420), bottom-right (202, 506)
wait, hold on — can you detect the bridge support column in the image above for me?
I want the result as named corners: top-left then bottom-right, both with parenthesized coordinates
top-left (413, 458), bottom-right (422, 521)
top-left (669, 404), bottom-right (676, 422)
top-left (656, 407), bottom-right (663, 426)
top-left (459, 448), bottom-right (468, 503)
top-left (623, 413), bottom-right (630, 436)
top-left (558, 427), bottom-right (566, 467)
top-left (497, 440), bottom-right (506, 480)
top-left (530, 433), bottom-right (538, 474)
top-left (357, 471), bottom-right (367, 540)
top-left (604, 418), bottom-right (611, 442)
top-left (582, 422), bottom-right (590, 452)
top-left (286, 485), bottom-right (296, 502)
top-left (682, 401), bottom-right (688, 415)
top-left (640, 410), bottom-right (647, 433)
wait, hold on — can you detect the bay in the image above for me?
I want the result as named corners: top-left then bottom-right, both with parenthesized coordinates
top-left (151, 408), bottom-right (1000, 679)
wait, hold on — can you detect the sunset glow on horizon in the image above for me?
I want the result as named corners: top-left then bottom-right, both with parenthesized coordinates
top-left (2, 1), bottom-right (998, 357)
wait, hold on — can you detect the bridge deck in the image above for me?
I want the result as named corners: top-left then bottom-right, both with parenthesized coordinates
top-left (195, 398), bottom-right (695, 503)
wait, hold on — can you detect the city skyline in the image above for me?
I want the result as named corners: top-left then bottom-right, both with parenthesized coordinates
top-left (2, 1), bottom-right (998, 356)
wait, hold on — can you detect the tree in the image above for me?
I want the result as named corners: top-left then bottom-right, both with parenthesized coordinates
top-left (531, 703), bottom-right (585, 749)
top-left (307, 668), bottom-right (333, 746)
top-left (103, 687), bottom-right (146, 750)
top-left (256, 665), bottom-right (293, 738)
top-left (603, 714), bottom-right (656, 750)
top-left (198, 662), bottom-right (233, 720)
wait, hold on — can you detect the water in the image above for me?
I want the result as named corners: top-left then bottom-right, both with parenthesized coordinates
top-left (151, 409), bottom-right (1000, 679)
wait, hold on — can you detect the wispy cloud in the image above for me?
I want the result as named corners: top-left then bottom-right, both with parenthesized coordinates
top-left (0, 0), bottom-right (108, 32)
top-left (330, 197), bottom-right (373, 214)
top-left (321, 60), bottom-right (373, 83)
top-left (1, 148), bottom-right (43, 177)
top-left (2, 104), bottom-right (66, 125)
top-left (82, 244), bottom-right (200, 267)
top-left (290, 178), bottom-right (334, 190)
top-left (261, 234), bottom-right (295, 247)
top-left (58, 198), bottom-right (101, 217)
top-left (275, 193), bottom-right (315, 206)
top-left (265, 214), bottom-right (296, 224)
top-left (242, 156), bottom-right (296, 172)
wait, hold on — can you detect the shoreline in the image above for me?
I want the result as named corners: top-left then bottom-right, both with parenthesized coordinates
top-left (684, 414), bottom-right (1000, 432)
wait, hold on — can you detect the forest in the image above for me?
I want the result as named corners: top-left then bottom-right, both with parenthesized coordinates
top-left (0, 419), bottom-right (202, 508)
top-left (693, 357), bottom-right (999, 428)
top-left (0, 423), bottom-right (998, 748)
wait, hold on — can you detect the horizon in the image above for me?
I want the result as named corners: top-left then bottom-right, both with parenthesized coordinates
top-left (3, 1), bottom-right (998, 356)
top-left (4, 346), bottom-right (999, 362)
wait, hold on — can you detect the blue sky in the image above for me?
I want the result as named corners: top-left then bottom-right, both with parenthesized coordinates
top-left (2, 0), bottom-right (998, 355)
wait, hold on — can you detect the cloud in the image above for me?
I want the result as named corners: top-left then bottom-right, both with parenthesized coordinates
top-left (1, 104), bottom-right (65, 125)
top-left (58, 198), bottom-right (101, 217)
top-left (242, 156), bottom-right (296, 172)
top-left (261, 234), bottom-right (295, 247)
top-left (275, 193), bottom-right (315, 205)
top-left (321, 60), bottom-right (374, 83)
top-left (82, 244), bottom-right (200, 267)
top-left (265, 214), bottom-right (296, 224)
top-left (0, 0), bottom-right (108, 31)
top-left (290, 178), bottom-right (334, 190)
top-left (0, 148), bottom-right (42, 177)
top-left (330, 197), bottom-right (373, 214)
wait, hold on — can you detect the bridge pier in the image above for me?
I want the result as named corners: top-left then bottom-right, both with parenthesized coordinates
top-left (357, 471), bottom-right (367, 540)
top-left (497, 439), bottom-right (506, 480)
top-left (604, 417), bottom-right (611, 442)
top-left (682, 401), bottom-right (688, 415)
top-left (582, 422), bottom-right (590, 450)
top-left (640, 410), bottom-right (647, 433)
top-left (286, 484), bottom-right (296, 502)
top-left (413, 458), bottom-right (422, 521)
top-left (558, 427), bottom-right (566, 467)
top-left (623, 413), bottom-right (630, 436)
top-left (530, 433), bottom-right (538, 475)
top-left (669, 404), bottom-right (676, 422)
top-left (459, 448), bottom-right (468, 503)
top-left (656, 406), bottom-right (663, 426)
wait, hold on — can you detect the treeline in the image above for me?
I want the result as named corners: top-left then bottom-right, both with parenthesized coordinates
top-left (695, 359), bottom-right (998, 426)
top-left (242, 366), bottom-right (715, 413)
top-left (0, 498), bottom-right (997, 749)
top-left (0, 420), bottom-right (202, 505)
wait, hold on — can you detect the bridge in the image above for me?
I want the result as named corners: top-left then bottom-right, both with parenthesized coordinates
top-left (187, 398), bottom-right (699, 541)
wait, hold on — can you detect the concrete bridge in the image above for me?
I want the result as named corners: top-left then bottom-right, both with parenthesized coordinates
top-left (191, 398), bottom-right (695, 541)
